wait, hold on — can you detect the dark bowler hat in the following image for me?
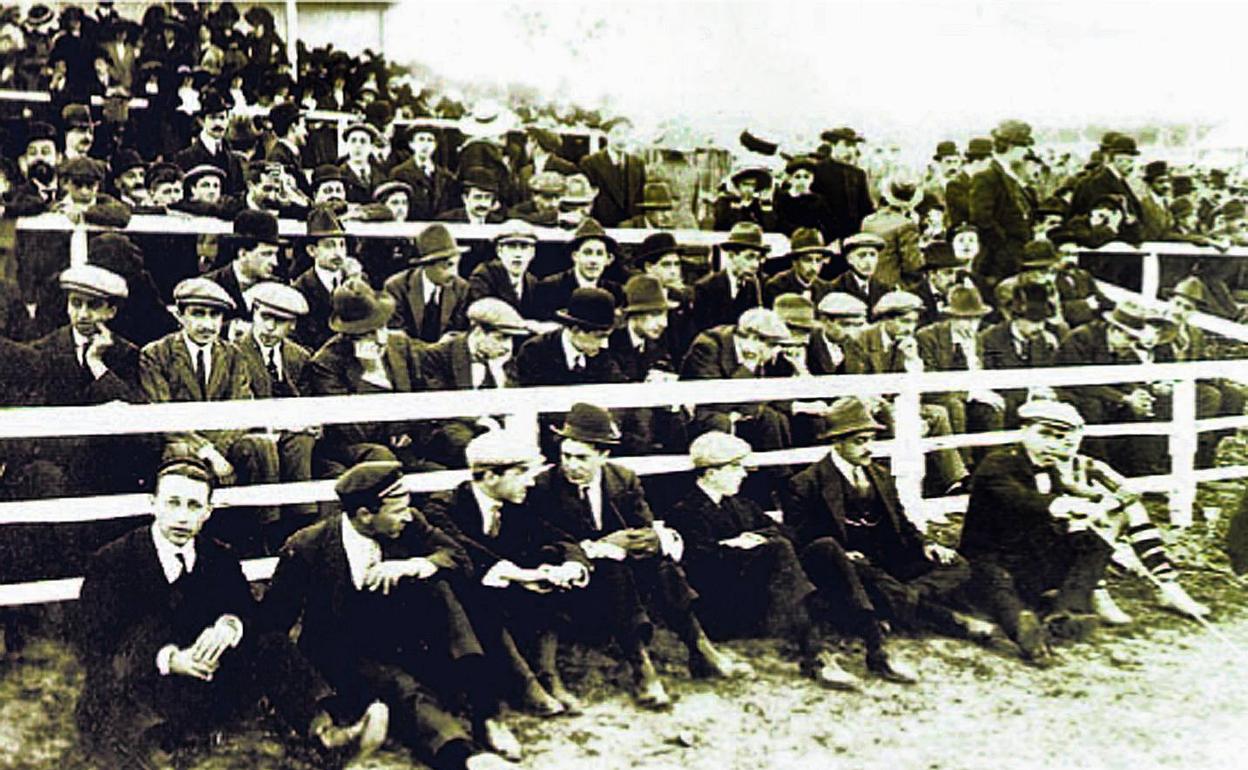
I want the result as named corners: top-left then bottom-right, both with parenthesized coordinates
top-left (739, 130), bottom-right (779, 156)
top-left (637, 181), bottom-right (675, 211)
top-left (964, 137), bottom-right (993, 160)
top-left (921, 241), bottom-right (963, 270)
top-left (412, 223), bottom-right (470, 265)
top-left (621, 275), bottom-right (678, 315)
top-left (61, 103), bottom-right (95, 129)
top-left (24, 121), bottom-right (58, 150)
top-left (1144, 160), bottom-right (1169, 182)
top-left (111, 149), bottom-right (145, 175)
top-left (773, 293), bottom-right (818, 330)
top-left (634, 232), bottom-right (681, 266)
top-left (944, 285), bottom-right (991, 317)
top-left (551, 402), bottom-right (621, 446)
top-left (343, 122), bottom-right (382, 144)
top-left (1100, 134), bottom-right (1139, 156)
top-left (720, 221), bottom-right (770, 253)
top-left (460, 166), bottom-right (499, 193)
top-left (1021, 240), bottom-right (1060, 269)
top-left (234, 209), bottom-right (283, 245)
top-left (933, 140), bottom-right (959, 160)
top-left (821, 127), bottom-right (865, 145)
top-left (555, 287), bottom-right (616, 331)
top-left (197, 88), bottom-right (233, 116)
top-left (992, 120), bottom-right (1034, 147)
top-left (787, 227), bottom-right (833, 258)
top-left (818, 396), bottom-right (885, 439)
top-left (269, 101), bottom-right (302, 135)
top-left (329, 276), bottom-right (396, 334)
top-left (312, 164), bottom-right (347, 188)
top-left (335, 460), bottom-right (406, 512)
top-left (568, 217), bottom-right (617, 253)
top-left (1011, 282), bottom-right (1056, 322)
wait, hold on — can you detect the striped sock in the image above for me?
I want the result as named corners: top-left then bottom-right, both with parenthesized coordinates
top-left (1126, 523), bottom-right (1176, 580)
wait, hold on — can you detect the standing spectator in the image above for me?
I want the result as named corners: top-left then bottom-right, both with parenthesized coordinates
top-left (969, 120), bottom-right (1035, 287)
top-left (946, 137), bottom-right (992, 227)
top-left (579, 116), bottom-right (646, 227)
top-left (389, 122), bottom-right (459, 220)
top-left (811, 126), bottom-right (875, 244)
top-left (174, 89), bottom-right (245, 196)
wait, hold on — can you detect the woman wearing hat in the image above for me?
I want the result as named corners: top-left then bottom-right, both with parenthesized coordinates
top-left (775, 155), bottom-right (835, 239)
top-left (713, 164), bottom-right (779, 233)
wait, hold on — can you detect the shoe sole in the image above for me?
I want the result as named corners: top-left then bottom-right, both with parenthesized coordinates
top-left (356, 702), bottom-right (390, 758)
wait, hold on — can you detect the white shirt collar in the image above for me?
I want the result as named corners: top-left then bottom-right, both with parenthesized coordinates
top-left (695, 478), bottom-right (724, 506)
top-left (315, 266), bottom-right (343, 293)
top-left (471, 483), bottom-right (503, 535)
top-left (420, 271), bottom-right (440, 304)
top-left (561, 329), bottom-right (586, 371)
top-left (340, 513), bottom-right (382, 590)
top-left (151, 523), bottom-right (196, 583)
top-left (182, 334), bottom-right (213, 371)
top-left (574, 471), bottom-right (604, 530)
top-left (627, 325), bottom-right (647, 351)
top-left (200, 132), bottom-right (219, 155)
top-left (71, 327), bottom-right (93, 362)
top-left (828, 449), bottom-right (867, 488)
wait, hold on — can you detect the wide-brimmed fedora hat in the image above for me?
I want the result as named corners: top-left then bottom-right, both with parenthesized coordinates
top-left (306, 204), bottom-right (347, 239)
top-left (786, 227), bottom-right (833, 258)
top-left (568, 217), bottom-right (617, 253)
top-left (555, 287), bottom-right (616, 331)
top-left (412, 223), bottom-right (470, 265)
top-left (818, 397), bottom-right (885, 439)
top-left (720, 221), bottom-right (770, 253)
top-left (621, 275), bottom-right (678, 315)
top-left (944, 285), bottom-right (992, 317)
top-left (551, 402), bottom-right (621, 445)
top-left (1102, 299), bottom-right (1153, 338)
top-left (328, 276), bottom-right (396, 334)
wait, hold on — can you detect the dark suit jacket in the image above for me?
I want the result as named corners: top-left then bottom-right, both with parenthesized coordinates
top-left (304, 331), bottom-right (426, 450)
top-left (915, 319), bottom-right (981, 372)
top-left (969, 160), bottom-right (1032, 282)
top-left (515, 329), bottom-right (626, 387)
top-left (383, 268), bottom-right (470, 342)
top-left (466, 261), bottom-right (542, 319)
top-left (291, 267), bottom-right (337, 353)
top-left (338, 159), bottom-right (387, 204)
top-left (811, 159), bottom-right (875, 242)
top-left (532, 269), bottom-right (623, 321)
top-left (781, 454), bottom-right (926, 572)
top-left (262, 512), bottom-right (470, 671)
top-left (856, 324), bottom-right (911, 374)
top-left (1070, 166), bottom-right (1143, 226)
top-left (32, 326), bottom-right (145, 405)
top-left (763, 268), bottom-right (833, 308)
top-left (691, 270), bottom-right (762, 333)
top-left (579, 149), bottom-right (646, 227)
top-left (608, 326), bottom-right (675, 382)
top-left (667, 485), bottom-right (784, 568)
top-left (528, 463), bottom-right (654, 542)
top-left (944, 172), bottom-right (971, 227)
top-left (139, 332), bottom-right (254, 451)
top-left (1054, 320), bottom-right (1158, 423)
top-left (202, 263), bottom-right (249, 321)
top-left (960, 447), bottom-right (1067, 561)
top-left (420, 333), bottom-right (518, 390)
top-left (806, 329), bottom-right (867, 375)
top-left (389, 158), bottom-right (459, 220)
top-left (825, 271), bottom-right (887, 310)
top-left (234, 333), bottom-right (310, 398)
top-left (174, 137), bottom-right (246, 195)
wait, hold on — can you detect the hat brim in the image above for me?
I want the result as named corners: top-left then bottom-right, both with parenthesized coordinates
top-left (550, 424), bottom-right (621, 446)
top-left (635, 246), bottom-right (681, 265)
top-left (569, 234), bottom-right (618, 253)
top-left (818, 417), bottom-right (885, 440)
top-left (781, 318), bottom-right (820, 331)
top-left (480, 323), bottom-right (532, 337)
top-left (623, 298), bottom-right (680, 314)
top-left (329, 295), bottom-right (396, 334)
top-left (788, 246), bottom-right (833, 259)
top-left (944, 305), bottom-right (992, 318)
top-left (721, 241), bottom-right (771, 254)
top-left (1102, 311), bottom-right (1149, 337)
top-left (554, 309), bottom-right (615, 331)
top-left (411, 245), bottom-right (471, 265)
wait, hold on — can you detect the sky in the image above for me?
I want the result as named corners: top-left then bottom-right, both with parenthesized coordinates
top-left (383, 0), bottom-right (1248, 151)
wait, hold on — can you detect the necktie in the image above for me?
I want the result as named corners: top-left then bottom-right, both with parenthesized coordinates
top-left (195, 348), bottom-right (208, 396)
top-left (266, 347), bottom-right (281, 386)
top-left (421, 287), bottom-right (442, 343)
top-left (479, 361), bottom-right (498, 389)
top-left (174, 550), bottom-right (190, 580)
top-left (852, 465), bottom-right (872, 495)
top-left (572, 355), bottom-right (586, 374)
top-left (578, 485), bottom-right (597, 529)
top-left (485, 503), bottom-right (502, 538)
top-left (77, 341), bottom-right (90, 370)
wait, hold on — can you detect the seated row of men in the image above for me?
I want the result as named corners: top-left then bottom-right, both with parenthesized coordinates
top-left (76, 395), bottom-right (1212, 769)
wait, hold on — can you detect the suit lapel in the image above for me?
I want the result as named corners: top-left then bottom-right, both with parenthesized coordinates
top-left (816, 456), bottom-right (850, 541)
top-left (206, 340), bottom-right (232, 399)
top-left (451, 335), bottom-right (472, 388)
top-left (172, 335), bottom-right (203, 400)
top-left (408, 269), bottom-right (426, 325)
top-left (384, 336), bottom-right (411, 392)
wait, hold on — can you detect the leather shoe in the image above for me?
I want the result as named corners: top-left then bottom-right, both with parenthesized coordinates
top-left (480, 718), bottom-right (522, 762)
top-left (520, 678), bottom-right (566, 717)
top-left (1014, 610), bottom-right (1054, 666)
top-left (802, 650), bottom-right (860, 691)
top-left (866, 650), bottom-right (919, 684)
top-left (1044, 611), bottom-right (1100, 642)
top-left (538, 672), bottom-right (584, 715)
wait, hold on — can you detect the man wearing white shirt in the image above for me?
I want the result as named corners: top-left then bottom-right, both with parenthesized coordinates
top-left (174, 89), bottom-right (244, 196)
top-left (77, 457), bottom-right (388, 769)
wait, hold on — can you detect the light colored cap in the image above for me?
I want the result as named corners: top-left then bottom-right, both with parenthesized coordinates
top-left (467, 298), bottom-right (531, 336)
top-left (173, 277), bottom-right (236, 310)
top-left (465, 430), bottom-right (544, 468)
top-left (1018, 399), bottom-right (1085, 430)
top-left (843, 232), bottom-right (887, 253)
top-left (872, 290), bottom-right (923, 319)
top-left (690, 431), bottom-right (753, 469)
top-left (817, 292), bottom-right (868, 318)
top-left (737, 307), bottom-right (791, 342)
top-left (246, 281), bottom-right (309, 318)
top-left (494, 218), bottom-right (538, 244)
top-left (59, 264), bottom-right (128, 300)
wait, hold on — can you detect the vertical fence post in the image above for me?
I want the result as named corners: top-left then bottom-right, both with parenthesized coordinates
top-left (893, 386), bottom-right (926, 524)
top-left (69, 224), bottom-right (88, 267)
top-left (1140, 251), bottom-right (1160, 299)
top-left (1169, 376), bottom-right (1198, 527)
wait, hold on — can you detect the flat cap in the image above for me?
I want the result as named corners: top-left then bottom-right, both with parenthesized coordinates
top-left (494, 218), bottom-right (538, 244)
top-left (148, 161), bottom-right (184, 187)
top-left (246, 282), bottom-right (309, 318)
top-left (689, 431), bottom-right (752, 469)
top-left (562, 174), bottom-right (596, 204)
top-left (843, 232), bottom-right (886, 254)
top-left (59, 264), bottom-right (128, 299)
top-left (817, 292), bottom-right (868, 318)
top-left (737, 307), bottom-right (791, 342)
top-left (59, 157), bottom-right (104, 183)
top-left (529, 171), bottom-right (567, 195)
top-left (465, 430), bottom-right (544, 468)
top-left (1018, 399), bottom-right (1084, 430)
top-left (773, 293), bottom-right (818, 330)
top-left (334, 460), bottom-right (406, 511)
top-left (467, 297), bottom-right (530, 335)
top-left (872, 290), bottom-right (923, 319)
top-left (185, 163), bottom-right (227, 184)
top-left (173, 277), bottom-right (236, 310)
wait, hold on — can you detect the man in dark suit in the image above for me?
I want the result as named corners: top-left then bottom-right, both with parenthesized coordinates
top-left (262, 460), bottom-right (516, 768)
top-left (517, 126), bottom-right (579, 199)
top-left (809, 292), bottom-right (870, 375)
top-left (783, 399), bottom-right (978, 684)
top-left (528, 405), bottom-right (751, 708)
top-left (825, 232), bottom-right (889, 309)
top-left (262, 101), bottom-right (308, 191)
top-left (691, 221), bottom-right (767, 333)
top-left (292, 204), bottom-right (357, 352)
top-left (578, 116), bottom-right (646, 226)
top-left (389, 122), bottom-right (459, 220)
top-left (173, 89), bottom-right (245, 196)
top-left (968, 120), bottom-right (1035, 286)
top-left (1069, 133), bottom-right (1143, 242)
top-left (958, 400), bottom-right (1117, 666)
top-left (945, 138), bottom-right (992, 227)
top-left (507, 171), bottom-right (564, 225)
top-left (339, 122), bottom-right (387, 204)
top-left (607, 275), bottom-right (685, 455)
top-left (203, 209), bottom-right (284, 324)
top-left (763, 228), bottom-right (834, 307)
top-left (811, 127), bottom-right (875, 243)
top-left (466, 219), bottom-right (544, 320)
top-left (304, 277), bottom-right (434, 473)
top-left (632, 232), bottom-right (696, 354)
top-left (422, 431), bottom-right (589, 716)
top-left (439, 168), bottom-right (508, 278)
top-left (979, 282), bottom-right (1062, 427)
top-left (667, 432), bottom-right (858, 689)
top-left (533, 217), bottom-right (624, 321)
top-left (76, 457), bottom-right (387, 769)
top-left (384, 224), bottom-right (471, 343)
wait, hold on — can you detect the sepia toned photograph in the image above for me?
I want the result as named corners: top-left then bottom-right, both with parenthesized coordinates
top-left (0, 1), bottom-right (1245, 768)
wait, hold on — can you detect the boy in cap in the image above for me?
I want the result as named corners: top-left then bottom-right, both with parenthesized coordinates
top-left (826, 232), bottom-right (888, 310)
top-left (181, 163), bottom-right (243, 219)
top-left (389, 122), bottom-right (458, 220)
top-left (466, 219), bottom-right (544, 320)
top-left (810, 292), bottom-right (870, 375)
top-left (384, 223), bottom-right (472, 343)
top-left (52, 156), bottom-right (131, 226)
top-left (339, 122), bottom-right (386, 203)
top-left (668, 431), bottom-right (860, 690)
top-left (264, 460), bottom-right (515, 769)
top-left (527, 404), bottom-right (751, 709)
top-left (78, 457), bottom-right (389, 770)
top-left (140, 277), bottom-right (282, 551)
top-left (147, 161), bottom-right (187, 209)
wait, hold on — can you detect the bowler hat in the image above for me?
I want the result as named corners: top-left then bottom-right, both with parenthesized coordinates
top-left (111, 149), bottom-right (145, 176)
top-left (1021, 240), bottom-right (1060, 269)
top-left (197, 88), bottom-right (233, 116)
top-left (1010, 282), bottom-right (1055, 322)
top-left (269, 101), bottom-right (302, 136)
top-left (23, 122), bottom-right (57, 151)
top-left (343, 122), bottom-right (382, 144)
top-left (233, 209), bottom-right (283, 245)
top-left (637, 181), bottom-right (675, 210)
top-left (785, 155), bottom-right (819, 176)
top-left (933, 140), bottom-right (959, 160)
top-left (312, 164), bottom-right (346, 189)
top-left (413, 223), bottom-right (470, 265)
top-left (1144, 160), bottom-right (1169, 182)
top-left (555, 287), bottom-right (617, 331)
top-left (634, 232), bottom-right (681, 266)
top-left (821, 127), bottom-right (865, 145)
top-left (787, 227), bottom-right (833, 258)
top-left (774, 293), bottom-right (818, 330)
top-left (739, 130), bottom-right (779, 156)
top-left (818, 397), bottom-right (885, 439)
top-left (720, 221), bottom-right (770, 253)
top-left (335, 460), bottom-right (406, 512)
top-left (621, 275), bottom-right (678, 315)
top-left (60, 103), bottom-right (95, 129)
top-left (992, 120), bottom-right (1034, 148)
top-left (964, 137), bottom-right (993, 160)
top-left (921, 241), bottom-right (963, 271)
top-left (944, 285), bottom-right (991, 317)
top-left (329, 276), bottom-right (396, 334)
top-left (1100, 134), bottom-right (1139, 156)
top-left (568, 217), bottom-right (617, 253)
top-left (460, 166), bottom-right (499, 193)
top-left (551, 402), bottom-right (621, 446)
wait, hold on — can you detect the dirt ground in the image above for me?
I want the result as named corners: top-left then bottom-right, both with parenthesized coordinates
top-left (1, 506), bottom-right (1246, 770)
